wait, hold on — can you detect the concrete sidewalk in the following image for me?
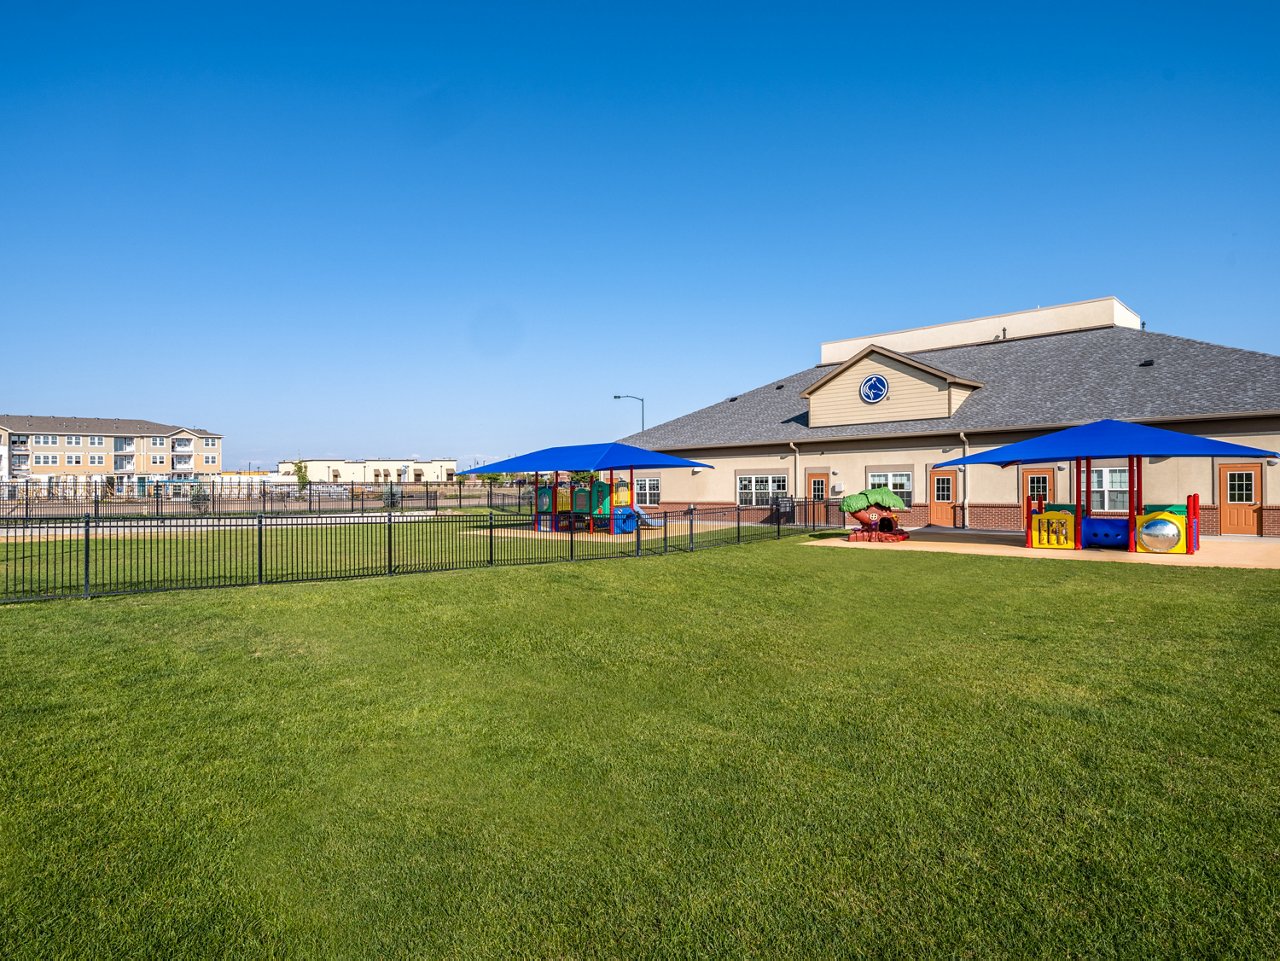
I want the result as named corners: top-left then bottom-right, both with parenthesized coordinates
top-left (806, 527), bottom-right (1280, 570)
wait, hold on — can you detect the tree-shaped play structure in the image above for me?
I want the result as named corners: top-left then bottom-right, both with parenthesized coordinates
top-left (839, 487), bottom-right (910, 542)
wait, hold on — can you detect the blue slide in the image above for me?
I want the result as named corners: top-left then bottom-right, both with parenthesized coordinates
top-left (631, 506), bottom-right (665, 528)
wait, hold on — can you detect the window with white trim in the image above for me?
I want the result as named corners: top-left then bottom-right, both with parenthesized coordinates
top-left (34, 454), bottom-right (58, 465)
top-left (64, 435), bottom-right (82, 446)
top-left (1090, 468), bottom-right (1129, 512)
top-left (203, 454), bottom-right (217, 465)
top-left (89, 436), bottom-right (104, 447)
top-left (635, 477), bottom-right (660, 506)
top-left (203, 437), bottom-right (218, 448)
top-left (737, 474), bottom-right (788, 506)
top-left (89, 454), bottom-right (105, 466)
top-left (66, 454), bottom-right (83, 466)
top-left (151, 454), bottom-right (166, 465)
top-left (868, 470), bottom-right (913, 506)
top-left (151, 436), bottom-right (165, 447)
top-left (33, 435), bottom-right (57, 446)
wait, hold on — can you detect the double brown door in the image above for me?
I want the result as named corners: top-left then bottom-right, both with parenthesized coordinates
top-left (1219, 464), bottom-right (1262, 535)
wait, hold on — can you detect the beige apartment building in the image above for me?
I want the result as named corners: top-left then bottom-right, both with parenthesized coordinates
top-left (0, 415), bottom-right (223, 489)
top-left (623, 298), bottom-right (1280, 537)
top-left (277, 457), bottom-right (456, 484)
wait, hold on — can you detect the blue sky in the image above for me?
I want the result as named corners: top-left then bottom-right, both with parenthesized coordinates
top-left (2, 3), bottom-right (1277, 469)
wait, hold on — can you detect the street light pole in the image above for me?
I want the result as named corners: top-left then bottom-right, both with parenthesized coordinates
top-left (613, 394), bottom-right (645, 431)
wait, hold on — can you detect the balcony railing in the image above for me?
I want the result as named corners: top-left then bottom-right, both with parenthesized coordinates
top-left (113, 442), bottom-right (135, 453)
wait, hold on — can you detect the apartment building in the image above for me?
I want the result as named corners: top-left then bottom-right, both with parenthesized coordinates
top-left (276, 457), bottom-right (456, 484)
top-left (0, 415), bottom-right (223, 487)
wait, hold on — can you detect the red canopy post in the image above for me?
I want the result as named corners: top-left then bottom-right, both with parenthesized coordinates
top-left (1127, 455), bottom-right (1137, 552)
top-left (1137, 457), bottom-right (1144, 515)
top-left (1074, 459), bottom-right (1083, 549)
top-left (609, 468), bottom-right (615, 535)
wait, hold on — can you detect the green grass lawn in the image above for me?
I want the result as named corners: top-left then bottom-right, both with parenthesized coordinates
top-left (2, 539), bottom-right (1277, 958)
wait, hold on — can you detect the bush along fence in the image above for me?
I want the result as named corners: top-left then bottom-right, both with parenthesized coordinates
top-left (0, 499), bottom-right (843, 603)
top-left (0, 478), bottom-right (537, 519)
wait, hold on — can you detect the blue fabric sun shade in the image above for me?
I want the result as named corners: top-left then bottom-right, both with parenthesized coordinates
top-left (935, 419), bottom-right (1278, 468)
top-left (458, 442), bottom-right (712, 474)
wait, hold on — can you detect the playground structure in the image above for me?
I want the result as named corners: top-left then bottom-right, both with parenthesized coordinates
top-left (461, 442), bottom-right (711, 536)
top-left (936, 419), bottom-right (1276, 557)
top-left (840, 487), bottom-right (910, 543)
top-left (532, 470), bottom-right (642, 535)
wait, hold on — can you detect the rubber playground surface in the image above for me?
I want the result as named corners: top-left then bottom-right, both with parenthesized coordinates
top-left (809, 527), bottom-right (1280, 569)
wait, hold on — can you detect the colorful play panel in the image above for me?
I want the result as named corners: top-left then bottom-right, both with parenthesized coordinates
top-left (936, 419), bottom-right (1276, 556)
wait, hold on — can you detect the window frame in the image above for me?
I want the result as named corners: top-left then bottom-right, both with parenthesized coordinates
top-left (635, 476), bottom-right (661, 507)
top-left (1089, 467), bottom-right (1130, 512)
top-left (736, 473), bottom-right (788, 506)
top-left (867, 469), bottom-right (914, 506)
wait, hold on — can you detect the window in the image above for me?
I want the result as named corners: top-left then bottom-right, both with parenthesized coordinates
top-left (34, 454), bottom-right (58, 465)
top-left (1090, 468), bottom-right (1129, 512)
top-left (151, 436), bottom-right (165, 447)
top-left (868, 470), bottom-right (913, 506)
top-left (203, 454), bottom-right (217, 465)
top-left (89, 436), bottom-right (104, 447)
top-left (64, 435), bottom-right (82, 446)
top-left (12, 434), bottom-right (28, 445)
top-left (89, 454), bottom-right (105, 466)
top-left (203, 437), bottom-right (218, 448)
top-left (1026, 473), bottom-right (1049, 501)
top-left (933, 474), bottom-right (953, 502)
top-left (151, 454), bottom-right (166, 465)
top-left (33, 435), bottom-right (57, 446)
top-left (1226, 471), bottom-right (1255, 504)
top-left (636, 477), bottom-right (661, 506)
top-left (66, 454), bottom-right (83, 466)
top-left (737, 474), bottom-right (787, 506)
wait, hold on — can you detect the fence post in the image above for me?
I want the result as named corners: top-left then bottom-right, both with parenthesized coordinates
top-left (24, 480), bottom-right (29, 521)
top-left (257, 513), bottom-right (264, 584)
top-left (350, 483), bottom-right (355, 514)
top-left (93, 489), bottom-right (101, 519)
top-left (457, 480), bottom-right (463, 510)
top-left (569, 512), bottom-right (575, 561)
top-left (386, 510), bottom-right (393, 575)
top-left (689, 506), bottom-right (695, 552)
top-left (776, 502), bottom-right (782, 539)
top-left (83, 513), bottom-right (91, 599)
top-left (663, 512), bottom-right (669, 553)
top-left (737, 505), bottom-right (742, 543)
top-left (489, 512), bottom-right (495, 566)
top-left (634, 515), bottom-right (642, 557)
top-left (261, 483), bottom-right (267, 514)
top-left (487, 484), bottom-right (493, 510)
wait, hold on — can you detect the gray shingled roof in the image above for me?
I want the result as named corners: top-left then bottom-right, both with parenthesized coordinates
top-left (623, 327), bottom-right (1280, 450)
top-left (0, 415), bottom-right (220, 437)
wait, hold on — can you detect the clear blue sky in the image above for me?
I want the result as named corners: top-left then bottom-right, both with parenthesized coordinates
top-left (2, 3), bottom-right (1277, 469)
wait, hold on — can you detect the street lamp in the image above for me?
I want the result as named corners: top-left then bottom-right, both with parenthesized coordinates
top-left (613, 394), bottom-right (645, 431)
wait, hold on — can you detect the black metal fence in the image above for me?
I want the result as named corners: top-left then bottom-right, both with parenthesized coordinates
top-left (0, 479), bottom-right (540, 519)
top-left (0, 499), bottom-right (844, 604)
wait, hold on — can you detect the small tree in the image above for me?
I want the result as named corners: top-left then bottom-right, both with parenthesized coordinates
top-left (190, 482), bottom-right (211, 515)
top-left (570, 470), bottom-right (599, 485)
top-left (292, 460), bottom-right (310, 495)
top-left (381, 484), bottom-right (402, 509)
top-left (476, 472), bottom-right (504, 486)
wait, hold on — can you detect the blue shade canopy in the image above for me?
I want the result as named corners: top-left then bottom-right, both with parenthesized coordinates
top-left (935, 419), bottom-right (1278, 468)
top-left (459, 443), bottom-right (712, 474)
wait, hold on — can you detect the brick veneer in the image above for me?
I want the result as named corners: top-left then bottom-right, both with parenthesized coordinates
top-left (1263, 506), bottom-right (1280, 537)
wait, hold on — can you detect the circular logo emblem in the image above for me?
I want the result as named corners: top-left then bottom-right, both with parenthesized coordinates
top-left (859, 374), bottom-right (889, 404)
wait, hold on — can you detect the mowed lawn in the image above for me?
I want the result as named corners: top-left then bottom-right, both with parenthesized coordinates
top-left (1, 539), bottom-right (1277, 958)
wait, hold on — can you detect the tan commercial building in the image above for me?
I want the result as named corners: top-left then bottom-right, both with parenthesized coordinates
top-left (622, 298), bottom-right (1280, 537)
top-left (277, 458), bottom-right (457, 484)
top-left (0, 415), bottom-right (223, 489)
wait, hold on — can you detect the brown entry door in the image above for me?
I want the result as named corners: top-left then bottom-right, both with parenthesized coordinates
top-left (809, 472), bottom-right (829, 504)
top-left (1023, 470), bottom-right (1054, 505)
top-left (929, 470), bottom-right (957, 527)
top-left (1219, 464), bottom-right (1262, 535)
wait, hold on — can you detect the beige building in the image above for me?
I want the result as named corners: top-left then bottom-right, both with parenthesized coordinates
top-left (622, 298), bottom-right (1280, 537)
top-left (277, 457), bottom-right (456, 484)
top-left (0, 415), bottom-right (222, 488)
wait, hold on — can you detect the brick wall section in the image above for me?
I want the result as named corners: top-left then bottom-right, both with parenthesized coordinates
top-left (1198, 504), bottom-right (1220, 536)
top-left (959, 504), bottom-right (1023, 531)
top-left (1263, 507), bottom-right (1280, 537)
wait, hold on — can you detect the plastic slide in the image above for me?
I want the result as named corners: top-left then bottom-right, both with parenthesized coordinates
top-left (631, 506), bottom-right (665, 528)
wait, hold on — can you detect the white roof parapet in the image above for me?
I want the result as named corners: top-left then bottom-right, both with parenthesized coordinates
top-left (819, 297), bottom-right (1142, 366)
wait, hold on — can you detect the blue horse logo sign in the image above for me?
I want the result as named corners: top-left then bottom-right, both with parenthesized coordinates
top-left (859, 373), bottom-right (889, 404)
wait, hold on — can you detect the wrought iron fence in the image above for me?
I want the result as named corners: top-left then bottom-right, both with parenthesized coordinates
top-left (0, 479), bottom-right (542, 519)
top-left (0, 499), bottom-right (844, 603)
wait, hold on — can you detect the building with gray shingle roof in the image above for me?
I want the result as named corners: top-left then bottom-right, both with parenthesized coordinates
top-left (620, 298), bottom-right (1280, 536)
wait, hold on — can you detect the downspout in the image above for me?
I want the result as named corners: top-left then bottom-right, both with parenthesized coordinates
top-left (788, 442), bottom-right (800, 499)
top-left (959, 431), bottom-right (970, 529)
